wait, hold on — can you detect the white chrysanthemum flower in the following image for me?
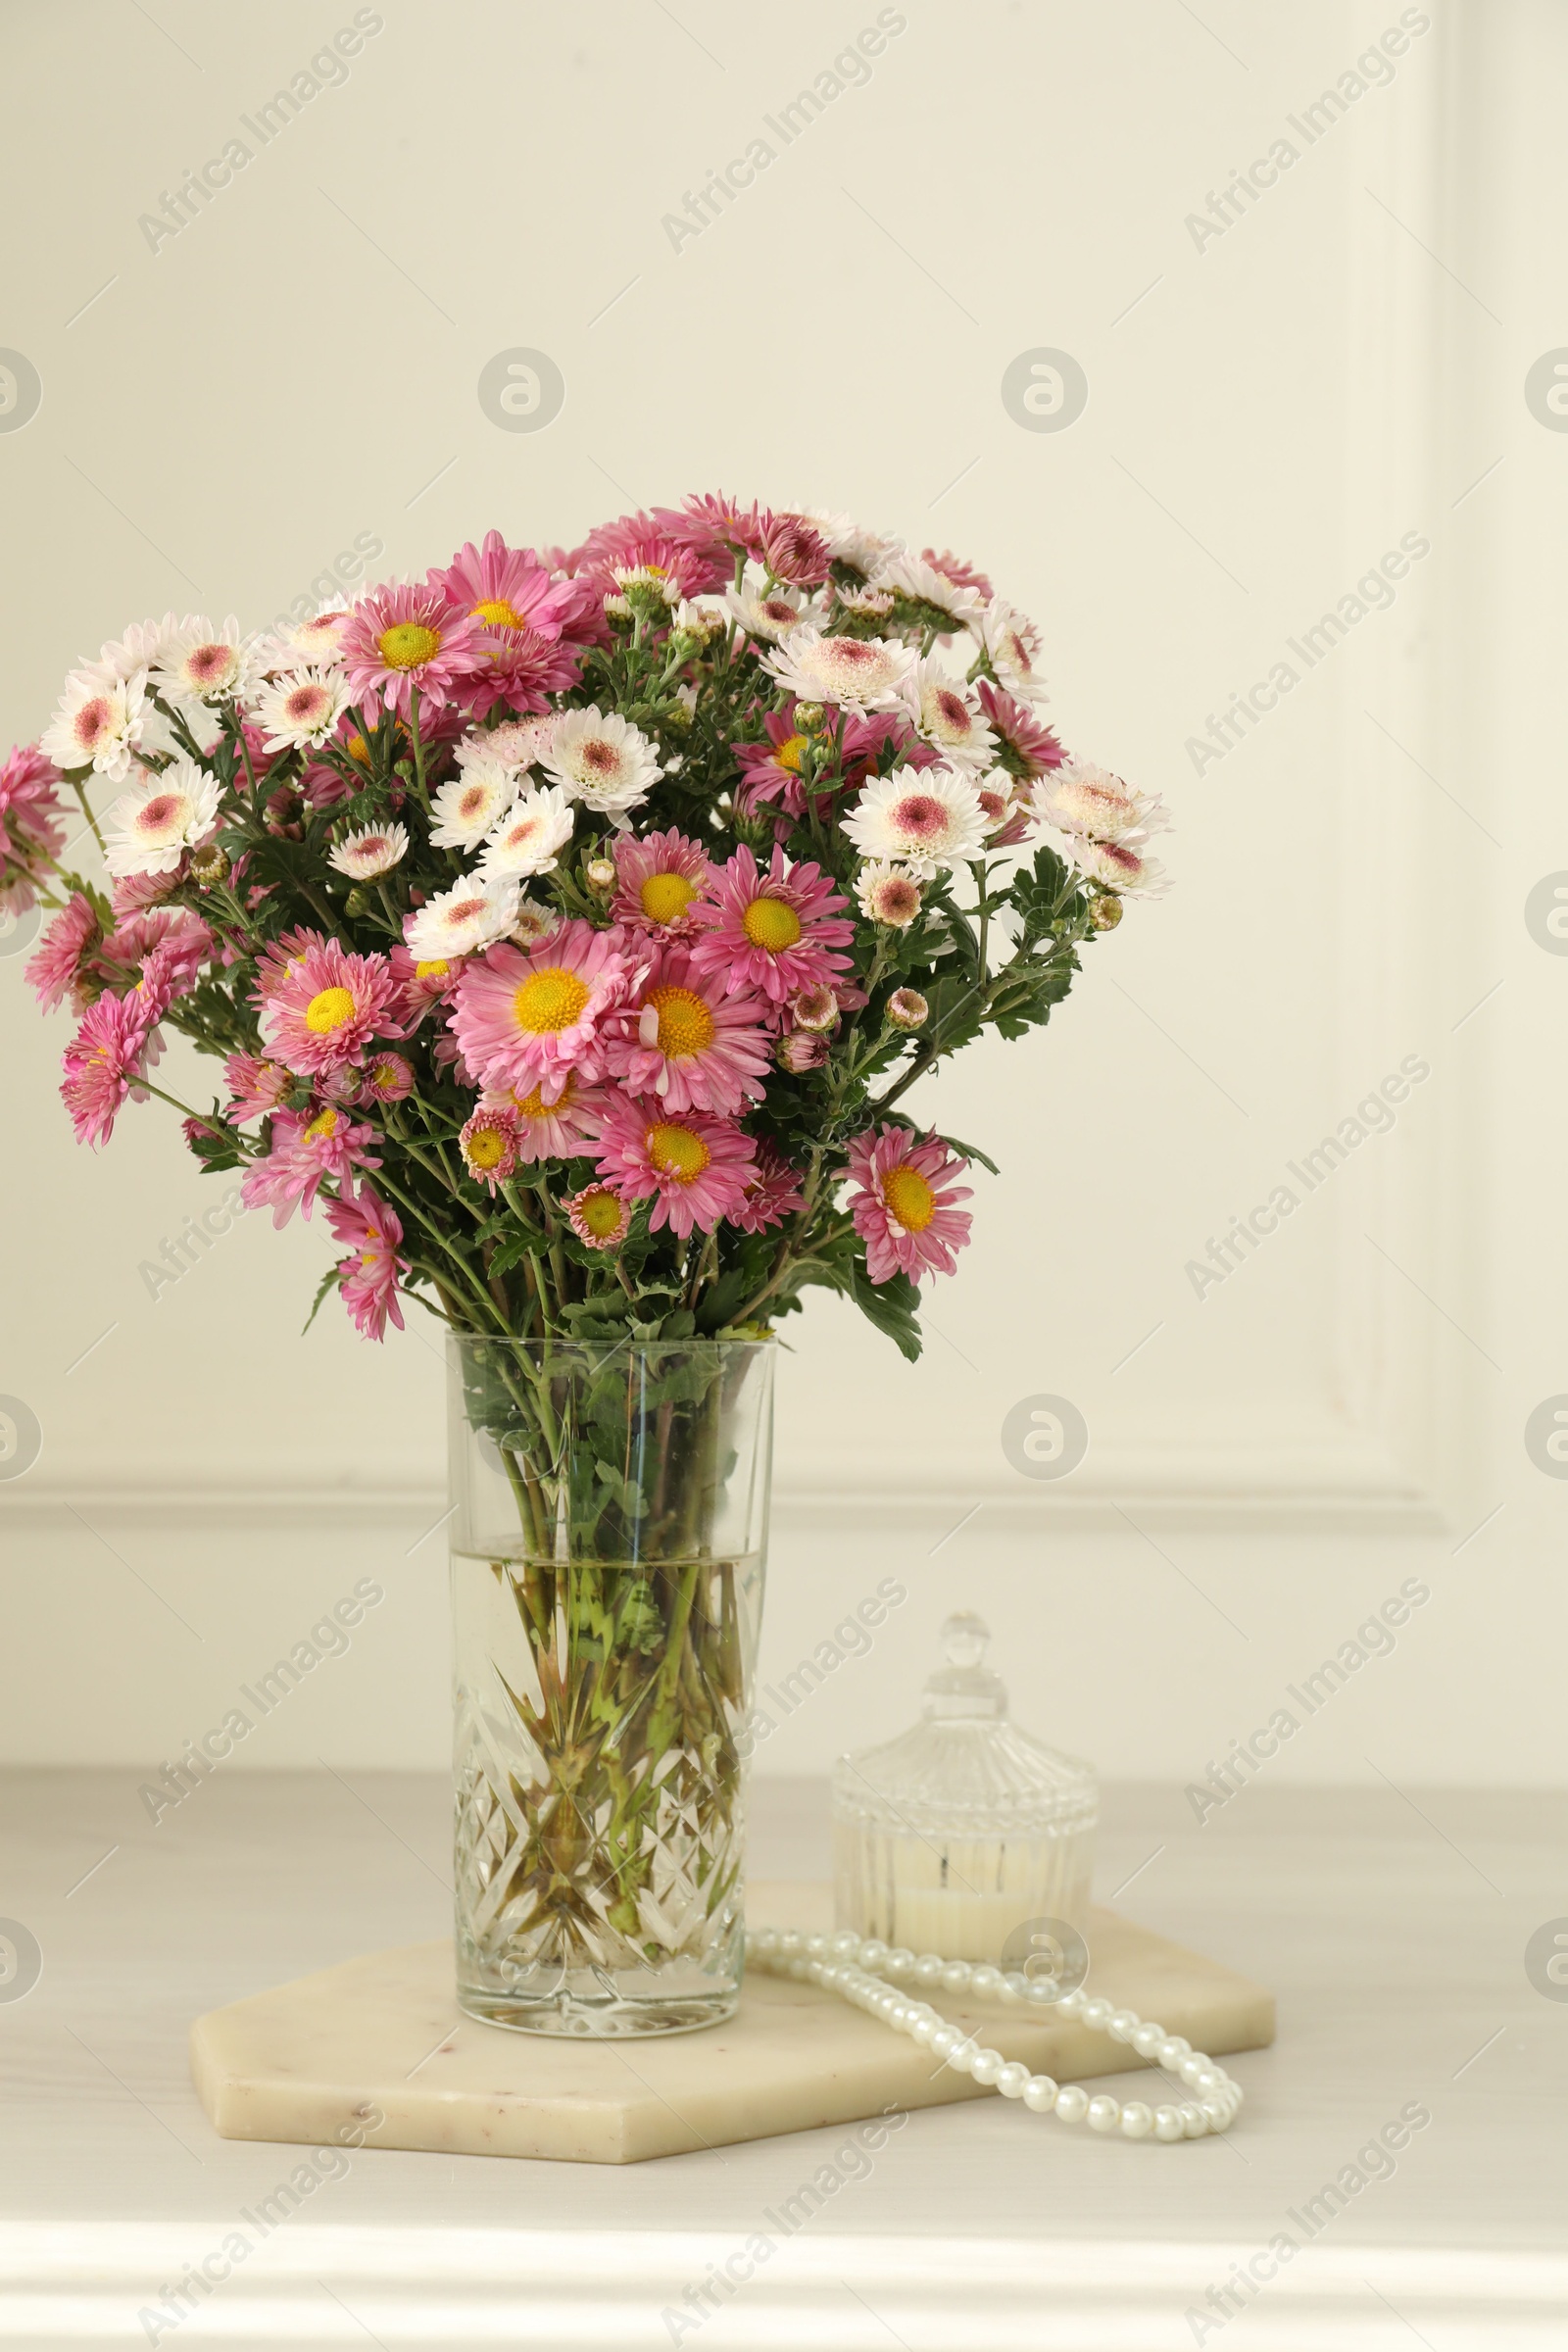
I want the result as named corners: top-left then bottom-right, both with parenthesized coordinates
top-left (476, 783), bottom-right (575, 880)
top-left (542, 706), bottom-right (662, 816)
top-left (832, 580), bottom-right (895, 619)
top-left (259, 600), bottom-right (353, 672)
top-left (429, 760), bottom-right (519, 849)
top-left (95, 617), bottom-right (173, 682)
top-left (404, 874), bottom-right (520, 958)
top-left (252, 667), bottom-right (353, 752)
top-left (724, 565), bottom-right (813, 645)
top-left (792, 507), bottom-right (903, 575)
top-left (978, 595), bottom-right (1048, 702)
top-left (150, 615), bottom-right (260, 708)
top-left (102, 757), bottom-right (222, 877)
top-left (328, 821), bottom-right (411, 881)
top-left (456, 715), bottom-right (556, 775)
top-left (1074, 837), bottom-right (1170, 897)
top-left (855, 859), bottom-right (924, 928)
top-left (762, 625), bottom-right (916, 715)
top-left (672, 597), bottom-right (725, 641)
top-left (40, 666), bottom-right (148, 782)
top-left (612, 564), bottom-right (680, 606)
top-left (1032, 760), bottom-right (1168, 844)
top-left (511, 897), bottom-right (556, 945)
top-left (841, 763), bottom-right (988, 877)
top-left (898, 660), bottom-right (997, 769)
top-left (874, 551), bottom-right (987, 633)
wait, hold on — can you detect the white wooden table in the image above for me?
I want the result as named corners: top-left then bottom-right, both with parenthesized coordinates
top-left (2, 1770), bottom-right (1564, 2349)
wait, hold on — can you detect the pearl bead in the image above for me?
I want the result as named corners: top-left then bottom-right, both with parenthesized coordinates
top-left (752, 1928), bottom-right (777, 1955)
top-left (908, 2016), bottom-right (938, 2046)
top-left (970, 2047), bottom-right (1005, 2086)
top-left (1025, 1978), bottom-right (1059, 2005)
top-left (969, 1965), bottom-right (1002, 1998)
top-left (1081, 1997), bottom-right (1113, 2032)
top-left (1178, 2055), bottom-right (1207, 2087)
top-left (1086, 2095), bottom-right (1121, 2132)
top-left (830, 1929), bottom-right (860, 1957)
top-left (1054, 2084), bottom-right (1090, 2125)
top-left (1107, 2009), bottom-right (1140, 2042)
top-left (1119, 2101), bottom-right (1153, 2138)
top-left (1201, 2097), bottom-right (1231, 2129)
top-left (1022, 2075), bottom-right (1058, 2113)
top-left (1193, 2067), bottom-right (1222, 2094)
top-left (940, 1960), bottom-right (970, 1992)
top-left (806, 1934), bottom-right (828, 1958)
top-left (1131, 2023), bottom-right (1164, 2059)
top-left (1054, 1988), bottom-right (1087, 2018)
top-left (1000, 1971), bottom-right (1029, 2002)
top-left (1180, 2103), bottom-right (1206, 2137)
top-left (1158, 2036), bottom-right (1191, 2066)
top-left (997, 2062), bottom-right (1031, 2099)
top-left (858, 1937), bottom-right (888, 1969)
top-left (1152, 2104), bottom-right (1185, 2142)
top-left (778, 1932), bottom-right (803, 1959)
top-left (885, 1946), bottom-right (915, 1977)
top-left (913, 1955), bottom-right (943, 1984)
top-left (928, 2026), bottom-right (961, 2061)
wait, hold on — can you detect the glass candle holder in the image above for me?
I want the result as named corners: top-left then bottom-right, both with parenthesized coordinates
top-left (831, 1611), bottom-right (1098, 1963)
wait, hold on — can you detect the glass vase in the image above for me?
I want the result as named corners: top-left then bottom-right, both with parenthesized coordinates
top-left (447, 1334), bottom-right (773, 2036)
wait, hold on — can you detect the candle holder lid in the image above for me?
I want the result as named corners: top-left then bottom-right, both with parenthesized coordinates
top-left (831, 1612), bottom-right (1098, 1839)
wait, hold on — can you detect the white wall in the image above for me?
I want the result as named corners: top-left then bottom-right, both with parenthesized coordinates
top-left (1, 0), bottom-right (1560, 1790)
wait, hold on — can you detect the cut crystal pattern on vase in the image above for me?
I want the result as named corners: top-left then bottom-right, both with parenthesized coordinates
top-left (448, 1337), bottom-right (771, 2036)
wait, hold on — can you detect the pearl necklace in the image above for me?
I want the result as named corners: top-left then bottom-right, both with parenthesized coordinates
top-left (748, 1926), bottom-right (1243, 2140)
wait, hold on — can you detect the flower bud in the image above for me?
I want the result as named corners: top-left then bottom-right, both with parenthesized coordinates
top-left (1089, 893), bottom-right (1124, 931)
top-left (188, 844), bottom-right (228, 885)
top-left (887, 988), bottom-right (928, 1031)
top-left (584, 858), bottom-right (616, 897)
top-left (789, 985), bottom-right (839, 1033)
top-left (793, 701), bottom-right (826, 734)
top-left (775, 1030), bottom-right (830, 1074)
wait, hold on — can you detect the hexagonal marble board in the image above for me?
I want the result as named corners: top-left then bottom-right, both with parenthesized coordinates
top-left (190, 1881), bottom-right (1274, 2165)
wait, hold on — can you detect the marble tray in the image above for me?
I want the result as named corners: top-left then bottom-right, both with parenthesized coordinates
top-left (190, 1880), bottom-right (1275, 2165)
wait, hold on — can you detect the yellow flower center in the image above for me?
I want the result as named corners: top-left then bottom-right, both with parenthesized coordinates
top-left (649, 984), bottom-right (715, 1058)
top-left (305, 1107), bottom-right (338, 1140)
top-left (376, 621), bottom-right (441, 671)
top-left (883, 1167), bottom-right (936, 1232)
top-left (347, 734), bottom-right (371, 763)
top-left (415, 958), bottom-right (449, 980)
top-left (466, 1125), bottom-right (507, 1169)
top-left (741, 896), bottom-right (802, 954)
top-left (514, 1075), bottom-right (572, 1119)
top-left (470, 598), bottom-right (527, 629)
top-left (639, 871), bottom-right (697, 925)
top-left (513, 967), bottom-right (591, 1035)
top-left (577, 1187), bottom-right (623, 1238)
top-left (648, 1122), bottom-right (710, 1183)
top-left (775, 733), bottom-right (808, 774)
top-left (305, 986), bottom-right (357, 1034)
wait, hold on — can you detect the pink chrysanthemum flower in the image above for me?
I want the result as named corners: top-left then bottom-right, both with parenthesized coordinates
top-left (846, 1126), bottom-right (973, 1286)
top-left (102, 906), bottom-right (214, 1008)
top-left (463, 624), bottom-right (581, 719)
top-left (240, 1104), bottom-right (381, 1229)
top-left (362, 1050), bottom-right (415, 1104)
top-left (653, 493), bottom-right (771, 565)
top-left (565, 1182), bottom-right (631, 1251)
top-left (0, 743), bottom-right (66, 891)
top-left (339, 583), bottom-right (482, 720)
top-left (260, 936), bottom-right (399, 1077)
top-left (389, 945), bottom-right (459, 1030)
top-left (110, 868), bottom-right (180, 918)
top-left (610, 827), bottom-right (713, 940)
top-left (733, 709), bottom-right (819, 820)
top-left (450, 919), bottom-right (632, 1098)
top-left (59, 989), bottom-right (160, 1148)
top-left (481, 1070), bottom-right (605, 1165)
top-left (689, 844), bottom-right (855, 1006)
top-left (609, 943), bottom-right (772, 1116)
top-left (428, 531), bottom-right (577, 642)
top-left (224, 1051), bottom-right (292, 1122)
top-left (594, 1097), bottom-right (758, 1239)
top-left (976, 680), bottom-right (1064, 780)
top-left (920, 546), bottom-right (996, 602)
top-left (251, 925), bottom-right (324, 997)
top-left (727, 1141), bottom-right (806, 1236)
top-left (459, 1103), bottom-right (519, 1193)
top-left (975, 774), bottom-right (1033, 849)
top-left (761, 514), bottom-right (831, 587)
top-left (326, 1185), bottom-right (408, 1341)
top-left (577, 513), bottom-right (728, 599)
top-left (26, 893), bottom-right (100, 1010)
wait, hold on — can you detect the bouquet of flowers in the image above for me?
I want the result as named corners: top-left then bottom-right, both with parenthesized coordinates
top-left (5, 498), bottom-right (1167, 2021)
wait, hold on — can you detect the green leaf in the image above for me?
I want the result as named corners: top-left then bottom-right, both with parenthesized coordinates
top-left (934, 1132), bottom-right (1001, 1177)
top-left (846, 1265), bottom-right (924, 1362)
top-left (302, 1259), bottom-right (343, 1335)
